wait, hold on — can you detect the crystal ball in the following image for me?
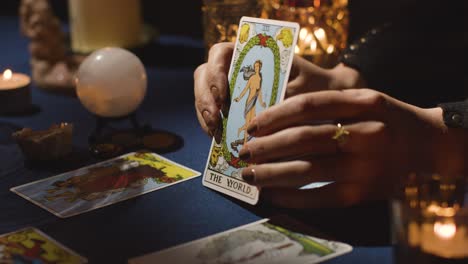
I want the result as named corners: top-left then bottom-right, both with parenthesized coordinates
top-left (75, 47), bottom-right (147, 118)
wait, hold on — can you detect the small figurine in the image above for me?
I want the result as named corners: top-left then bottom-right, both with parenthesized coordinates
top-left (19, 0), bottom-right (83, 92)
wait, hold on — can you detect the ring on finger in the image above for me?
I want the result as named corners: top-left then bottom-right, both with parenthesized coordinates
top-left (332, 123), bottom-right (350, 146)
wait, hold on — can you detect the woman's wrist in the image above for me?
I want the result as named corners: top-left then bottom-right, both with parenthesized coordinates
top-left (328, 63), bottom-right (367, 90)
top-left (426, 107), bottom-right (468, 176)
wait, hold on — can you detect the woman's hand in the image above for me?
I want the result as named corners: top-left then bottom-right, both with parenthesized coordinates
top-left (194, 42), bottom-right (367, 136)
top-left (238, 89), bottom-right (461, 208)
top-left (194, 42), bottom-right (234, 137)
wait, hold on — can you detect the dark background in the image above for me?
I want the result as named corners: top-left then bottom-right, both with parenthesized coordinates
top-left (0, 0), bottom-right (403, 44)
top-left (0, 0), bottom-right (204, 38)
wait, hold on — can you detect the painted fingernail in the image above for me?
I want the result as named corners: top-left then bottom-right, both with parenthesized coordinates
top-left (247, 122), bottom-right (258, 135)
top-left (242, 168), bottom-right (255, 184)
top-left (239, 147), bottom-right (251, 161)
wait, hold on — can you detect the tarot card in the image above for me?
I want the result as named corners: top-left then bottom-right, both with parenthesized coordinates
top-left (128, 218), bottom-right (352, 264)
top-left (203, 16), bottom-right (300, 204)
top-left (0, 227), bottom-right (87, 263)
top-left (11, 151), bottom-right (201, 218)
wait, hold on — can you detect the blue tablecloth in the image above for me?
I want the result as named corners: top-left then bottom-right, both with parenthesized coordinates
top-left (0, 16), bottom-right (393, 263)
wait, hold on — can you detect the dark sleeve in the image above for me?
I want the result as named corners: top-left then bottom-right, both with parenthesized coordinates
top-left (340, 0), bottom-right (468, 108)
top-left (438, 100), bottom-right (468, 128)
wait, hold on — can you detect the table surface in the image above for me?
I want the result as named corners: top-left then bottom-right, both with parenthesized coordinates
top-left (0, 16), bottom-right (394, 264)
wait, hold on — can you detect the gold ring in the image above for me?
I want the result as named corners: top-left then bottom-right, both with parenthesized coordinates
top-left (332, 123), bottom-right (350, 145)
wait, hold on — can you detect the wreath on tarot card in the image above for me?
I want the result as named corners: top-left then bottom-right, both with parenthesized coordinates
top-left (221, 33), bottom-right (281, 168)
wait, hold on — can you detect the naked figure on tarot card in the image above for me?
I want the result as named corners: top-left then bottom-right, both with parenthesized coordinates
top-left (231, 60), bottom-right (267, 152)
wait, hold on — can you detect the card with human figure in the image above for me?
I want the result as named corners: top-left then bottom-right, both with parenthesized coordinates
top-left (203, 17), bottom-right (299, 204)
top-left (11, 151), bottom-right (200, 218)
top-left (128, 218), bottom-right (352, 264)
top-left (0, 227), bottom-right (87, 263)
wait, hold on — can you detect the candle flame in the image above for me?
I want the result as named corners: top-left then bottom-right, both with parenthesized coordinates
top-left (310, 39), bottom-right (317, 52)
top-left (314, 28), bottom-right (326, 41)
top-left (294, 45), bottom-right (300, 54)
top-left (434, 221), bottom-right (456, 240)
top-left (3, 69), bottom-right (12, 80)
top-left (326, 45), bottom-right (335, 54)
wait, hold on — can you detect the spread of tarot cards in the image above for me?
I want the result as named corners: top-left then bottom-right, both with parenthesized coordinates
top-left (203, 16), bottom-right (300, 205)
top-left (128, 218), bottom-right (352, 264)
top-left (0, 227), bottom-right (87, 263)
top-left (10, 151), bottom-right (201, 218)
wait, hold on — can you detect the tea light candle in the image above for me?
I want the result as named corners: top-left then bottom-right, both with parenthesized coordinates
top-left (0, 69), bottom-right (32, 114)
top-left (0, 69), bottom-right (30, 89)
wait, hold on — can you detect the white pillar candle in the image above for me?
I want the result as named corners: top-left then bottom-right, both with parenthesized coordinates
top-left (68, 0), bottom-right (142, 54)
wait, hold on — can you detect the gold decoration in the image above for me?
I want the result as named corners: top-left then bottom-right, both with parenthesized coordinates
top-left (201, 0), bottom-right (263, 59)
top-left (262, 0), bottom-right (349, 68)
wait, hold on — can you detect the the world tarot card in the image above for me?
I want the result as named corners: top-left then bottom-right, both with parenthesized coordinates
top-left (203, 17), bottom-right (299, 204)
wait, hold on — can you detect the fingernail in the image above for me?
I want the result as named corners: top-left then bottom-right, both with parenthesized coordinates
top-left (202, 110), bottom-right (210, 120)
top-left (210, 85), bottom-right (218, 94)
top-left (247, 122), bottom-right (258, 135)
top-left (239, 147), bottom-right (251, 161)
top-left (242, 168), bottom-right (255, 184)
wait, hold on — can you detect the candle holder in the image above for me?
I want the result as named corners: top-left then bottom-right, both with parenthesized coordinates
top-left (391, 173), bottom-right (468, 263)
top-left (262, 0), bottom-right (348, 68)
top-left (88, 113), bottom-right (183, 159)
top-left (12, 123), bottom-right (73, 162)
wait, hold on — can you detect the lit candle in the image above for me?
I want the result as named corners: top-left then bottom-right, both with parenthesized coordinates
top-left (0, 69), bottom-right (30, 90)
top-left (407, 204), bottom-right (468, 259)
top-left (68, 0), bottom-right (143, 53)
top-left (313, 27), bottom-right (328, 49)
top-left (0, 69), bottom-right (32, 114)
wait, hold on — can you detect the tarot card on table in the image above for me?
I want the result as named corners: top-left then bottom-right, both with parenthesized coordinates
top-left (203, 17), bottom-right (299, 205)
top-left (11, 151), bottom-right (201, 218)
top-left (0, 227), bottom-right (87, 263)
top-left (128, 218), bottom-right (352, 264)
